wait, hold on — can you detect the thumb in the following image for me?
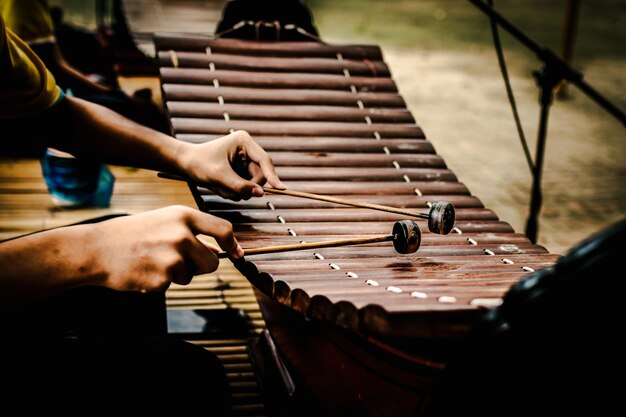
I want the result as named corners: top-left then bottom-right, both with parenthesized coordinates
top-left (218, 170), bottom-right (263, 199)
top-left (186, 211), bottom-right (244, 259)
top-left (241, 138), bottom-right (286, 190)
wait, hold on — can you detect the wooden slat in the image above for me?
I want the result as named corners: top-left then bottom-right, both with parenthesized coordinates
top-left (163, 84), bottom-right (407, 107)
top-left (171, 118), bottom-right (423, 137)
top-left (210, 208), bottom-right (494, 223)
top-left (236, 233), bottom-right (531, 248)
top-left (154, 35), bottom-right (384, 59)
top-left (167, 102), bottom-right (414, 123)
top-left (253, 181), bottom-right (466, 195)
top-left (174, 136), bottom-right (433, 153)
top-left (160, 68), bottom-right (397, 91)
top-left (236, 244), bottom-right (546, 264)
top-left (158, 51), bottom-right (390, 75)
top-left (265, 152), bottom-right (445, 168)
top-left (200, 194), bottom-right (481, 210)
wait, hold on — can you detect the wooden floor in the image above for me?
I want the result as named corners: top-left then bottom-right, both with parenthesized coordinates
top-left (0, 161), bottom-right (193, 240)
top-left (0, 160), bottom-right (269, 416)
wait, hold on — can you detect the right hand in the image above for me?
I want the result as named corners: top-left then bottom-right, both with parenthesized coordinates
top-left (178, 130), bottom-right (286, 201)
top-left (86, 205), bottom-right (243, 292)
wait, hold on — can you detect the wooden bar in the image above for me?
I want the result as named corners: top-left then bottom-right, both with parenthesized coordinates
top-left (210, 208), bottom-right (493, 224)
top-left (278, 279), bottom-right (518, 300)
top-left (205, 167), bottom-right (456, 183)
top-left (195, 181), bottom-right (469, 197)
top-left (227, 220), bottom-right (516, 239)
top-left (162, 85), bottom-right (407, 107)
top-left (234, 228), bottom-right (520, 251)
top-left (200, 195), bottom-right (481, 210)
top-left (242, 181), bottom-right (466, 195)
top-left (157, 51), bottom-right (390, 75)
top-left (171, 118), bottom-right (423, 137)
top-left (160, 68), bottom-right (398, 91)
top-left (246, 253), bottom-right (561, 274)
top-left (174, 136), bottom-right (434, 154)
top-left (263, 153), bottom-right (445, 168)
top-left (154, 35), bottom-right (384, 59)
top-left (166, 102), bottom-right (415, 123)
top-left (228, 221), bottom-right (511, 238)
top-left (235, 233), bottom-right (531, 248)
top-left (261, 262), bottom-right (554, 280)
top-left (236, 244), bottom-right (547, 262)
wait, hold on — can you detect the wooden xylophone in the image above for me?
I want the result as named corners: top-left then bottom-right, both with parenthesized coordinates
top-left (155, 34), bottom-right (560, 415)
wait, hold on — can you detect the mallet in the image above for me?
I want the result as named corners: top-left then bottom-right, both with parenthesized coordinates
top-left (217, 220), bottom-right (421, 258)
top-left (262, 187), bottom-right (455, 235)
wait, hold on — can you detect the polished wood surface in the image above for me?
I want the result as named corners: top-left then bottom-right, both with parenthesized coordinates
top-left (156, 35), bottom-right (557, 341)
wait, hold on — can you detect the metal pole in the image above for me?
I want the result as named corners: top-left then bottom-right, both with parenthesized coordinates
top-left (556, 0), bottom-right (581, 98)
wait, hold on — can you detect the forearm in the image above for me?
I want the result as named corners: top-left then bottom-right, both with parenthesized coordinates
top-left (53, 44), bottom-right (111, 94)
top-left (50, 96), bottom-right (189, 175)
top-left (59, 63), bottom-right (111, 93)
top-left (0, 206), bottom-right (242, 311)
top-left (0, 225), bottom-right (102, 310)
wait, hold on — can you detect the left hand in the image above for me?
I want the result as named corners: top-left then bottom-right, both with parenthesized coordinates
top-left (178, 130), bottom-right (286, 201)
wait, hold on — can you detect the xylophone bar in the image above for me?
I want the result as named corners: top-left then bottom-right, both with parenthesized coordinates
top-left (251, 253), bottom-right (560, 275)
top-left (170, 118), bottom-right (423, 137)
top-left (167, 102), bottom-right (415, 123)
top-left (162, 85), bottom-right (407, 107)
top-left (264, 153), bottom-right (444, 167)
top-left (233, 245), bottom-right (548, 262)
top-left (154, 35), bottom-right (385, 59)
top-left (157, 51), bottom-right (391, 75)
top-left (214, 181), bottom-right (466, 195)
top-left (225, 221), bottom-right (513, 237)
top-left (231, 232), bottom-right (531, 247)
top-left (199, 195), bottom-right (482, 209)
top-left (160, 68), bottom-right (398, 91)
top-left (174, 136), bottom-right (433, 153)
top-left (209, 208), bottom-right (493, 223)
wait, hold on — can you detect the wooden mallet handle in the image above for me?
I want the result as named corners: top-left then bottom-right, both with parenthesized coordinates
top-left (217, 235), bottom-right (393, 258)
top-left (156, 173), bottom-right (454, 233)
top-left (262, 187), bottom-right (455, 235)
top-left (262, 187), bottom-right (426, 218)
top-left (217, 220), bottom-right (421, 258)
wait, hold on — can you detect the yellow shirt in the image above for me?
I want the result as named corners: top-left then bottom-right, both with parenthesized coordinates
top-left (0, 14), bottom-right (61, 118)
top-left (0, 0), bottom-right (54, 43)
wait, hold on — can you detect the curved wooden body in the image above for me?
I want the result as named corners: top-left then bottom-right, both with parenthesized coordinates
top-left (256, 289), bottom-right (443, 416)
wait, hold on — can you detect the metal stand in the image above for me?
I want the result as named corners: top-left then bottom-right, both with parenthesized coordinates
top-left (526, 65), bottom-right (561, 242)
top-left (468, 0), bottom-right (625, 243)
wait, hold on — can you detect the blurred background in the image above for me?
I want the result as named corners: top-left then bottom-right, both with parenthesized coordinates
top-left (42, 0), bottom-right (626, 253)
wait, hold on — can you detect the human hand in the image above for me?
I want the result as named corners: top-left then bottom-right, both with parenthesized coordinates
top-left (87, 206), bottom-right (243, 292)
top-left (178, 130), bottom-right (286, 201)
